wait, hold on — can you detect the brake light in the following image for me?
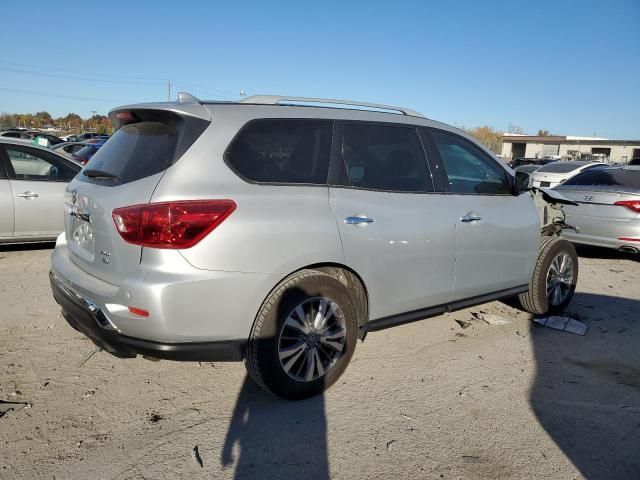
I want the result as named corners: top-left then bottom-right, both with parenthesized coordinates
top-left (116, 111), bottom-right (137, 123)
top-left (128, 306), bottom-right (149, 317)
top-left (614, 200), bottom-right (640, 213)
top-left (112, 200), bottom-right (236, 249)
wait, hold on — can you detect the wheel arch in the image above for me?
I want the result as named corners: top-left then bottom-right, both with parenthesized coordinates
top-left (252, 262), bottom-right (370, 341)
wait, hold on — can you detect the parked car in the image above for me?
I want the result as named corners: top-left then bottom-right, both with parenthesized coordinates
top-left (629, 158), bottom-right (640, 166)
top-left (52, 141), bottom-right (91, 157)
top-left (0, 137), bottom-right (81, 243)
top-left (554, 166), bottom-right (640, 253)
top-left (71, 142), bottom-right (105, 165)
top-left (66, 133), bottom-right (110, 143)
top-left (530, 161), bottom-right (602, 188)
top-left (34, 133), bottom-right (64, 146)
top-left (508, 157), bottom-right (555, 169)
top-left (49, 94), bottom-right (578, 400)
top-left (1, 130), bottom-right (33, 140)
top-left (514, 164), bottom-right (545, 174)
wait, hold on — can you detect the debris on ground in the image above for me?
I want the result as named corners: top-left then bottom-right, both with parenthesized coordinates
top-left (77, 346), bottom-right (102, 367)
top-left (471, 312), bottom-right (510, 326)
top-left (0, 400), bottom-right (29, 418)
top-left (192, 445), bottom-right (204, 468)
top-left (148, 412), bottom-right (163, 423)
top-left (455, 319), bottom-right (472, 329)
top-left (461, 455), bottom-right (482, 464)
top-left (83, 389), bottom-right (96, 398)
top-left (534, 316), bottom-right (588, 335)
top-left (386, 439), bottom-right (396, 451)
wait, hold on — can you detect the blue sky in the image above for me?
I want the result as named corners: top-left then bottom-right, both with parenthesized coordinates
top-left (1, 0), bottom-right (638, 137)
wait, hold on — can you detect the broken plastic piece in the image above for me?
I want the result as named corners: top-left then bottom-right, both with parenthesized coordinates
top-left (471, 312), bottom-right (510, 325)
top-left (534, 316), bottom-right (588, 336)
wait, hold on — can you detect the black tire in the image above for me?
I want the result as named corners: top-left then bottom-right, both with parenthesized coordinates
top-left (518, 236), bottom-right (578, 315)
top-left (245, 269), bottom-right (358, 400)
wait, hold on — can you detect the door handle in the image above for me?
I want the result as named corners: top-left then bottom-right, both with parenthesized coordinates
top-left (17, 191), bottom-right (39, 198)
top-left (344, 216), bottom-right (374, 225)
top-left (460, 213), bottom-right (481, 223)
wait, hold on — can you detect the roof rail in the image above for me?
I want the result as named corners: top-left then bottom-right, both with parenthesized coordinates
top-left (238, 95), bottom-right (424, 118)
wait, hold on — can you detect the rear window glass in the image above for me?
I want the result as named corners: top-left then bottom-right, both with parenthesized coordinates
top-left (341, 124), bottom-right (432, 192)
top-left (537, 162), bottom-right (588, 174)
top-left (562, 168), bottom-right (640, 189)
top-left (81, 122), bottom-right (178, 184)
top-left (225, 119), bottom-right (331, 184)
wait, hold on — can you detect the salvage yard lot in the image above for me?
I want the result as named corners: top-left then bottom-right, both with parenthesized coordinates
top-left (1, 244), bottom-right (639, 479)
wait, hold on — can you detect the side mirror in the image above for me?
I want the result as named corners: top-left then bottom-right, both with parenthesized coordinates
top-left (515, 171), bottom-right (532, 192)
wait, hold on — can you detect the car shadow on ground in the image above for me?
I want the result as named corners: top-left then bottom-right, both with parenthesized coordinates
top-left (221, 284), bottom-right (331, 480)
top-left (530, 291), bottom-right (640, 479)
top-left (0, 241), bottom-right (54, 252)
top-left (221, 376), bottom-right (329, 480)
top-left (575, 244), bottom-right (638, 262)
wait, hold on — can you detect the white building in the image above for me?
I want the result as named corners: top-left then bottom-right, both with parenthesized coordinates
top-left (501, 134), bottom-right (640, 164)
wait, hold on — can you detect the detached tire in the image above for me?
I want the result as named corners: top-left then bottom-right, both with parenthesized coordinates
top-left (245, 270), bottom-right (358, 400)
top-left (519, 236), bottom-right (578, 315)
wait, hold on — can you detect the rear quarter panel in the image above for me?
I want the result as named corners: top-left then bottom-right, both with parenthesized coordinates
top-left (149, 107), bottom-right (345, 275)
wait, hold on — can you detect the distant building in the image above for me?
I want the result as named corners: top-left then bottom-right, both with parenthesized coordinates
top-left (501, 134), bottom-right (640, 163)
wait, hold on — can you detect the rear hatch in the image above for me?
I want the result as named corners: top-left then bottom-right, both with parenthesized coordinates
top-left (65, 104), bottom-right (210, 285)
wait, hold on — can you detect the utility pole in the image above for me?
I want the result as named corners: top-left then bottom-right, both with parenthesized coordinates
top-left (168, 80), bottom-right (172, 101)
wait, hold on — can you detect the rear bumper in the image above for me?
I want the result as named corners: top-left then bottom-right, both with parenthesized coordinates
top-left (50, 270), bottom-right (245, 361)
top-left (561, 215), bottom-right (640, 251)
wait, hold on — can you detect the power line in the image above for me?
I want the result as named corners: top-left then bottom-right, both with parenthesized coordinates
top-left (0, 86), bottom-right (127, 104)
top-left (0, 59), bottom-right (238, 99)
top-left (172, 80), bottom-right (237, 98)
top-left (0, 59), bottom-right (166, 83)
top-left (0, 66), bottom-right (165, 86)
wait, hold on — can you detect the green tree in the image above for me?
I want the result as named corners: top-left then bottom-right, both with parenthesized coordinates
top-left (537, 129), bottom-right (551, 136)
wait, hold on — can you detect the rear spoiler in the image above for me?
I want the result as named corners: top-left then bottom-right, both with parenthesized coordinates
top-left (108, 103), bottom-right (211, 163)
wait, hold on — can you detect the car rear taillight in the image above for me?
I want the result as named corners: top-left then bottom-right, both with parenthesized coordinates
top-left (112, 200), bottom-right (236, 249)
top-left (614, 200), bottom-right (640, 213)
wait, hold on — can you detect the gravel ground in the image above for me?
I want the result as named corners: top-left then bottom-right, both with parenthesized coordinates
top-left (1, 244), bottom-right (639, 480)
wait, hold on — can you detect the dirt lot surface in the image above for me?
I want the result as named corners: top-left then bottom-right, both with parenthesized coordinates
top-left (1, 244), bottom-right (639, 479)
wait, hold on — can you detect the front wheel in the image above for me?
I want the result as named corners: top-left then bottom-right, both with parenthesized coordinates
top-left (518, 236), bottom-right (578, 315)
top-left (245, 270), bottom-right (358, 400)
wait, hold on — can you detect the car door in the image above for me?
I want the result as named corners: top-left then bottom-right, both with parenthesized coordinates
top-left (0, 152), bottom-right (14, 238)
top-left (2, 144), bottom-right (79, 238)
top-left (329, 122), bottom-right (456, 322)
top-left (426, 128), bottom-right (540, 301)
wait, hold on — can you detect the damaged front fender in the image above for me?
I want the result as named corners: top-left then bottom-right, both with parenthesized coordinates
top-left (530, 187), bottom-right (579, 236)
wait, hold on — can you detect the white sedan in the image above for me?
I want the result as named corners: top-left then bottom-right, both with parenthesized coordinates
top-left (530, 161), bottom-right (603, 188)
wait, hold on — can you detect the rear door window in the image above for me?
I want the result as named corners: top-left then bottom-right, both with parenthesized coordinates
top-left (225, 119), bottom-right (331, 184)
top-left (339, 123), bottom-right (432, 192)
top-left (80, 121), bottom-right (178, 185)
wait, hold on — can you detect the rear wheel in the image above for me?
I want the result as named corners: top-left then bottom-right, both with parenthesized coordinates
top-left (518, 236), bottom-right (578, 315)
top-left (245, 270), bottom-right (358, 400)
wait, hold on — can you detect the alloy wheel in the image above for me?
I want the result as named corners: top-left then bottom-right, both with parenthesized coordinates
top-left (546, 252), bottom-right (574, 306)
top-left (278, 297), bottom-right (346, 382)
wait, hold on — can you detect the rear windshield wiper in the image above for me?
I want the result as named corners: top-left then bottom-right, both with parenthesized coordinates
top-left (83, 169), bottom-right (118, 180)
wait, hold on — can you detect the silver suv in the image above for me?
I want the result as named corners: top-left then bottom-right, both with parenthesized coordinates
top-left (49, 94), bottom-right (578, 399)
